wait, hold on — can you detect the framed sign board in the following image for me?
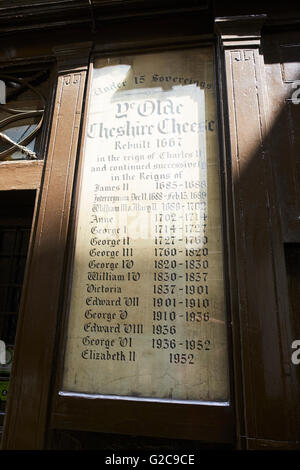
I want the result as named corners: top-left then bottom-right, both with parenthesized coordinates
top-left (61, 46), bottom-right (230, 404)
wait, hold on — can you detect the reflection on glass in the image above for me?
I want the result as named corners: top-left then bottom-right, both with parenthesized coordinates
top-left (0, 71), bottom-right (49, 161)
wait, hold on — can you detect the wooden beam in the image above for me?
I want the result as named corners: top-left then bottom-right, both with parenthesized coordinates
top-left (0, 160), bottom-right (44, 191)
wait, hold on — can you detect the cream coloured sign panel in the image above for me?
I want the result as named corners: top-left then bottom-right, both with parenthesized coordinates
top-left (62, 47), bottom-right (229, 402)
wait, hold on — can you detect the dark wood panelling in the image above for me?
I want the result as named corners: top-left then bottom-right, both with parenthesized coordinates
top-left (0, 1), bottom-right (209, 29)
top-left (51, 395), bottom-right (234, 444)
top-left (217, 16), bottom-right (298, 449)
top-left (49, 429), bottom-right (233, 450)
top-left (263, 32), bottom-right (300, 243)
top-left (1, 43), bottom-right (92, 450)
top-left (285, 243), bottom-right (300, 444)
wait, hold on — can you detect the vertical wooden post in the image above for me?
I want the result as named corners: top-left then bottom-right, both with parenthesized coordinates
top-left (216, 16), bottom-right (297, 449)
top-left (1, 42), bottom-right (92, 450)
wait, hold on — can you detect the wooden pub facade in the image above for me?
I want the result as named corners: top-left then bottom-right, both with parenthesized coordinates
top-left (0, 0), bottom-right (299, 451)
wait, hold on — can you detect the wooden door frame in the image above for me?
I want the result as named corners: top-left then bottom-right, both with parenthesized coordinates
top-left (1, 33), bottom-right (238, 449)
top-left (216, 15), bottom-right (299, 449)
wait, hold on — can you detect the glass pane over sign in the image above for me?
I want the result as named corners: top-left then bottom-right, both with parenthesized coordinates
top-left (62, 47), bottom-right (230, 402)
